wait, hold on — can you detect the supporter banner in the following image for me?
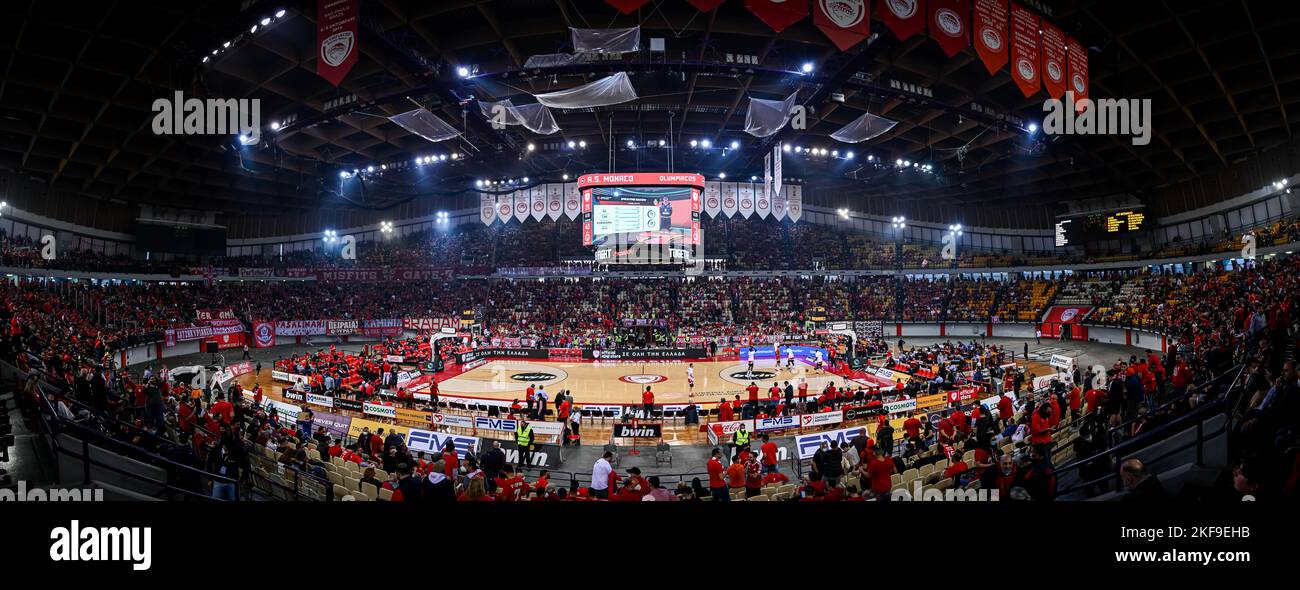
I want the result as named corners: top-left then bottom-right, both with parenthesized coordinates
top-left (721, 182), bottom-right (738, 218)
top-left (237, 267), bottom-right (275, 278)
top-left (402, 317), bottom-right (458, 332)
top-left (745, 0), bottom-right (809, 33)
top-left (855, 320), bottom-right (884, 339)
top-left (362, 318), bottom-right (402, 336)
top-left (547, 348), bottom-right (584, 359)
top-left (786, 184), bottom-right (802, 222)
top-left (973, 0), bottom-right (1009, 75)
top-left (196, 309), bottom-right (236, 322)
top-left (738, 183), bottom-right (755, 219)
top-left (947, 387), bottom-right (980, 403)
top-left (799, 410), bottom-right (844, 428)
top-left (546, 183), bottom-right (564, 221)
top-left (883, 399), bottom-right (917, 414)
top-left (480, 192), bottom-right (496, 225)
top-left (879, 0), bottom-right (926, 41)
top-left (586, 348), bottom-right (707, 360)
top-left (757, 415), bottom-right (799, 432)
top-left (252, 321), bottom-right (275, 348)
top-left (363, 401), bottom-right (396, 418)
top-left (813, 0), bottom-right (871, 51)
top-left (317, 269), bottom-right (381, 282)
top-left (431, 413), bottom-right (475, 429)
top-left (929, 0), bottom-right (970, 57)
top-left (1040, 19), bottom-right (1067, 99)
top-left (316, 0), bottom-right (359, 86)
top-left (916, 394), bottom-right (948, 410)
top-left (327, 319), bottom-right (359, 336)
top-left (306, 393), bottom-right (334, 408)
top-left (564, 182), bottom-right (580, 220)
top-left (1009, 2), bottom-right (1040, 98)
top-left (497, 192), bottom-right (514, 223)
top-left (347, 417), bottom-right (409, 441)
top-left (276, 320), bottom-right (326, 336)
top-left (284, 268), bottom-right (315, 278)
top-left (165, 326), bottom-right (210, 344)
top-left (530, 186), bottom-right (546, 222)
top-left (795, 425), bottom-right (868, 460)
top-left (613, 423), bottom-right (662, 438)
top-left (1067, 36), bottom-right (1089, 109)
top-left (313, 410), bottom-right (352, 439)
top-left (407, 427), bottom-right (480, 458)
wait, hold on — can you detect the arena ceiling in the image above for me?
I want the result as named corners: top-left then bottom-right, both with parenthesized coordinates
top-left (1, 0), bottom-right (1298, 221)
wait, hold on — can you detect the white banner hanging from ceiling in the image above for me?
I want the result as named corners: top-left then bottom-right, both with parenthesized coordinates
top-left (514, 189), bottom-right (529, 221)
top-left (704, 181), bottom-right (721, 218)
top-left (497, 192), bottom-right (514, 223)
top-left (546, 184), bottom-right (564, 221)
top-left (534, 72), bottom-right (638, 109)
top-left (738, 183), bottom-right (755, 219)
top-left (530, 186), bottom-right (546, 222)
top-left (755, 181), bottom-right (771, 219)
top-left (786, 184), bottom-right (803, 223)
top-left (772, 143), bottom-right (783, 202)
top-left (564, 183), bottom-right (580, 220)
top-left (721, 182), bottom-right (738, 218)
top-left (480, 193), bottom-right (497, 225)
top-left (772, 187), bottom-right (787, 220)
top-left (763, 151), bottom-right (772, 216)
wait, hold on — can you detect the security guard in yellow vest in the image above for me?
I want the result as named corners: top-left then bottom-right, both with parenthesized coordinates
top-left (731, 424), bottom-right (751, 459)
top-left (515, 419), bottom-right (535, 470)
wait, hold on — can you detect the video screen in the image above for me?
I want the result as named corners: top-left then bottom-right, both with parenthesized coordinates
top-left (586, 185), bottom-right (700, 262)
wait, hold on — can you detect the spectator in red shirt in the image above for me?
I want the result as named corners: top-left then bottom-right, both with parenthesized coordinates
top-left (760, 434), bottom-right (779, 474)
top-left (862, 447), bottom-right (896, 501)
top-left (997, 394), bottom-right (1015, 428)
top-left (641, 386), bottom-right (655, 419)
top-left (210, 394), bottom-right (234, 424)
top-left (746, 382), bottom-right (760, 402)
top-left (706, 448), bottom-right (728, 502)
top-left (718, 398), bottom-right (733, 421)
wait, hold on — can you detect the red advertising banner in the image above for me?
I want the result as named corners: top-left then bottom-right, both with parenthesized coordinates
top-left (877, 0), bottom-right (926, 41)
top-left (947, 387), bottom-right (980, 403)
top-left (814, 0), bottom-right (872, 51)
top-left (604, 0), bottom-right (649, 13)
top-left (316, 0), bottom-right (359, 87)
top-left (253, 321), bottom-right (276, 348)
top-left (204, 332), bottom-right (245, 351)
top-left (1040, 20), bottom-right (1067, 99)
top-left (929, 0), bottom-right (970, 57)
top-left (973, 0), bottom-right (1008, 75)
top-left (1067, 36), bottom-right (1089, 108)
top-left (1008, 2), bottom-right (1040, 98)
top-left (745, 0), bottom-right (811, 34)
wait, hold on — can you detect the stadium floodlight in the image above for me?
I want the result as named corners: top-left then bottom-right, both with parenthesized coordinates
top-left (527, 143), bottom-right (535, 152)
top-left (475, 179), bottom-right (483, 187)
top-left (450, 153), bottom-right (458, 160)
top-left (523, 177), bottom-right (529, 183)
top-left (730, 140), bottom-right (740, 149)
top-left (690, 139), bottom-right (698, 148)
top-left (845, 151), bottom-right (854, 159)
top-left (250, 24), bottom-right (258, 33)
top-left (794, 146), bottom-right (802, 153)
top-left (457, 66), bottom-right (470, 78)
top-left (701, 139), bottom-right (711, 148)
top-left (626, 139), bottom-right (635, 148)
top-left (438, 154), bottom-right (447, 161)
top-left (275, 9), bottom-right (286, 18)
top-left (831, 150), bottom-right (839, 157)
top-left (801, 62), bottom-right (814, 74)
top-left (1027, 122), bottom-right (1038, 134)
top-left (202, 56), bottom-right (209, 63)
top-left (223, 41), bottom-right (231, 48)
top-left (750, 175), bottom-right (758, 181)
top-left (238, 134), bottom-right (257, 146)
top-left (866, 154), bottom-right (873, 162)
top-left (782, 143), bottom-right (791, 152)
top-left (659, 139), bottom-right (666, 146)
top-left (562, 173), bottom-right (569, 180)
top-left (891, 216), bottom-right (906, 229)
top-left (339, 171), bottom-right (350, 179)
top-left (380, 164), bottom-right (387, 170)
top-left (260, 17), bottom-right (271, 26)
top-left (718, 172), bottom-right (727, 179)
top-left (838, 208), bottom-right (850, 219)
top-left (366, 165), bottom-right (375, 173)
top-left (949, 224), bottom-right (963, 236)
top-left (578, 140), bottom-right (587, 148)
top-left (270, 121), bottom-right (281, 131)
top-left (380, 221), bottom-right (394, 234)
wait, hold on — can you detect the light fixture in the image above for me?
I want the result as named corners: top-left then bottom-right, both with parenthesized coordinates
top-left (838, 208), bottom-right (850, 219)
top-left (795, 146), bottom-right (803, 153)
top-left (1027, 122), bottom-right (1038, 134)
top-left (202, 56), bottom-right (209, 63)
top-left (238, 134), bottom-right (257, 146)
top-left (831, 150), bottom-right (839, 157)
top-left (896, 159), bottom-right (904, 167)
top-left (522, 177), bottom-right (529, 183)
top-left (562, 173), bottom-right (570, 180)
top-left (260, 17), bottom-right (271, 26)
top-left (730, 140), bottom-right (740, 149)
top-left (783, 144), bottom-right (791, 152)
top-left (475, 179), bottom-right (484, 187)
top-left (275, 9), bottom-right (286, 18)
top-left (381, 221), bottom-right (394, 234)
top-left (270, 121), bottom-right (281, 131)
top-left (750, 175), bottom-right (758, 181)
top-left (366, 165), bottom-right (375, 173)
top-left (801, 62), bottom-right (814, 74)
top-left (578, 140), bottom-right (587, 148)
top-left (527, 143), bottom-right (535, 151)
top-left (949, 224), bottom-right (963, 236)
top-left (450, 153), bottom-right (458, 160)
top-left (457, 66), bottom-right (470, 78)
top-left (866, 155), bottom-right (873, 162)
top-left (846, 151), bottom-right (854, 159)
top-left (658, 139), bottom-right (666, 146)
top-left (250, 24), bottom-right (258, 33)
top-left (690, 139), bottom-right (698, 148)
top-left (627, 139), bottom-right (635, 148)
top-left (380, 164), bottom-right (387, 170)
top-left (718, 172), bottom-right (727, 179)
top-left (222, 41), bottom-right (231, 48)
top-left (568, 140), bottom-right (576, 148)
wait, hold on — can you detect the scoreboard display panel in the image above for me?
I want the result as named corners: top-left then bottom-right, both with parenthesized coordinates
top-left (1054, 209), bottom-right (1147, 247)
top-left (577, 173), bottom-right (703, 264)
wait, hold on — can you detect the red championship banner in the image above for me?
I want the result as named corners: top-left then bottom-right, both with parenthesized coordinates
top-left (253, 321), bottom-right (276, 348)
top-left (1040, 20), bottom-right (1067, 99)
top-left (316, 0), bottom-right (358, 87)
top-left (878, 0), bottom-right (926, 41)
top-left (1008, 2), bottom-right (1040, 98)
top-left (745, 0), bottom-right (811, 34)
top-left (687, 0), bottom-right (726, 10)
top-left (1067, 36), bottom-right (1089, 109)
top-left (604, 0), bottom-right (649, 13)
top-left (972, 0), bottom-right (1008, 75)
top-left (814, 0), bottom-right (872, 51)
top-left (928, 0), bottom-right (970, 58)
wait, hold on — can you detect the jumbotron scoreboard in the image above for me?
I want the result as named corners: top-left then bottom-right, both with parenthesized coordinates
top-left (578, 172), bottom-right (703, 264)
top-left (1055, 208), bottom-right (1147, 247)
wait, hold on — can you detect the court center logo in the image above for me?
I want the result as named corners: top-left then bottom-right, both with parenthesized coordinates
top-left (509, 372), bottom-right (557, 382)
top-left (1043, 91), bottom-right (1152, 146)
top-left (151, 91), bottom-right (261, 143)
top-left (618, 374), bottom-right (667, 384)
top-left (727, 369), bottom-right (777, 380)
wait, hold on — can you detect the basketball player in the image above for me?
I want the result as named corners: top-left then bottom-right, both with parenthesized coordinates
top-left (747, 347), bottom-right (756, 377)
top-left (814, 349), bottom-right (824, 374)
top-left (686, 363), bottom-right (696, 394)
top-left (772, 341), bottom-right (780, 364)
top-left (786, 347), bottom-right (795, 369)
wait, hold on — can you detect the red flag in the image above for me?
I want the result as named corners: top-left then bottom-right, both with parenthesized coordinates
top-left (1008, 3), bottom-right (1040, 98)
top-left (1040, 20), bottom-right (1067, 99)
top-left (604, 0), bottom-right (650, 13)
top-left (878, 0), bottom-right (926, 41)
top-left (316, 0), bottom-right (359, 87)
top-left (1067, 36), bottom-right (1089, 109)
top-left (745, 0), bottom-right (811, 33)
top-left (928, 0), bottom-right (970, 58)
top-left (686, 0), bottom-right (726, 10)
top-left (814, 0), bottom-right (872, 51)
top-left (972, 0), bottom-right (1008, 75)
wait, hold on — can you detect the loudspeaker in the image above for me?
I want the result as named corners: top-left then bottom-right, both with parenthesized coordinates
top-left (205, 342), bottom-right (218, 354)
